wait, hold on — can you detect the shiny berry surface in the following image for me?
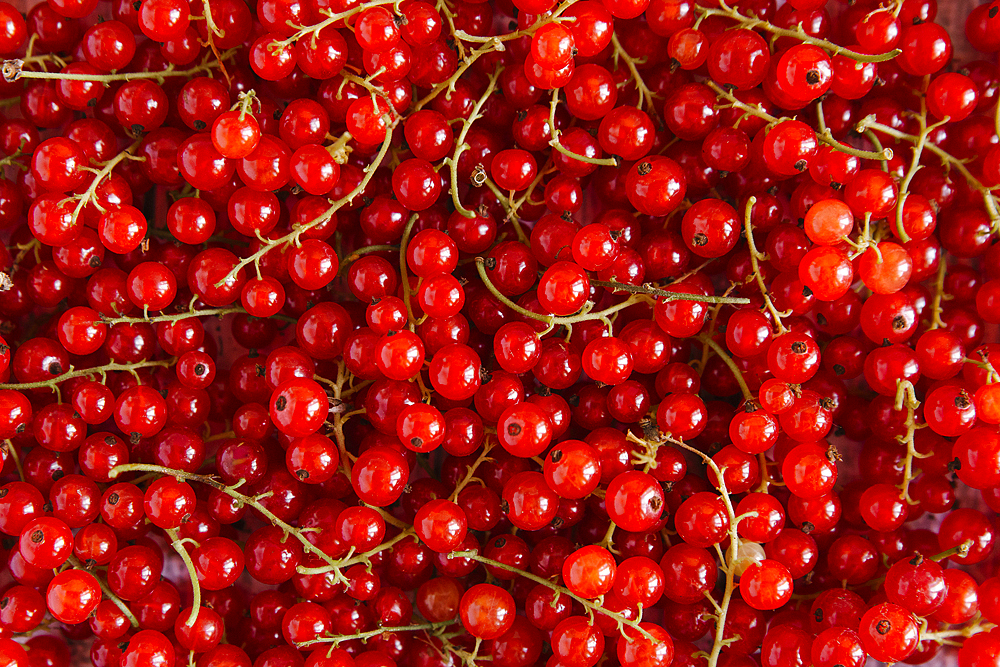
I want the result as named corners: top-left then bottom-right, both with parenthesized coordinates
top-left (0, 2), bottom-right (995, 666)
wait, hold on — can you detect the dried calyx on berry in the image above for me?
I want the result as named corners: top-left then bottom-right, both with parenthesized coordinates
top-left (0, 0), bottom-right (997, 664)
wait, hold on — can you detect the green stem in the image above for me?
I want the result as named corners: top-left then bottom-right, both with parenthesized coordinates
top-left (666, 436), bottom-right (741, 667)
top-left (929, 256), bottom-right (948, 329)
top-left (102, 307), bottom-right (245, 325)
top-left (448, 440), bottom-right (495, 502)
top-left (451, 0), bottom-right (579, 44)
top-left (108, 464), bottom-right (342, 570)
top-left (929, 539), bottom-right (974, 563)
top-left (413, 38), bottom-right (505, 112)
top-left (295, 530), bottom-right (411, 575)
top-left (695, 1), bottom-right (900, 62)
top-left (271, 0), bottom-right (397, 49)
top-left (450, 550), bottom-right (658, 642)
top-left (475, 259), bottom-right (552, 323)
top-left (165, 528), bottom-right (201, 628)
top-left (482, 178), bottom-right (530, 245)
top-left (216, 124), bottom-right (396, 287)
top-left (858, 116), bottom-right (1000, 232)
top-left (698, 335), bottom-right (753, 402)
top-left (445, 67), bottom-right (503, 218)
top-left (71, 140), bottom-right (143, 222)
top-left (708, 82), bottom-right (891, 162)
top-left (610, 32), bottom-right (658, 115)
top-left (893, 81), bottom-right (939, 243)
top-left (299, 621), bottom-right (455, 648)
top-left (67, 554), bottom-right (139, 628)
top-left (862, 129), bottom-right (891, 172)
top-left (591, 279), bottom-right (750, 304)
top-left (742, 197), bottom-right (789, 334)
top-left (894, 379), bottom-right (926, 505)
top-left (399, 214), bottom-right (420, 327)
top-left (0, 359), bottom-right (174, 390)
top-left (329, 360), bottom-right (355, 479)
top-left (547, 89), bottom-right (618, 167)
top-left (3, 50), bottom-right (235, 83)
top-left (2, 439), bottom-right (23, 482)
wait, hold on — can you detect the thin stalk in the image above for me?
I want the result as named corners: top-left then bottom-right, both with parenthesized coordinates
top-left (743, 196), bottom-right (790, 333)
top-left (698, 335), bottom-right (753, 402)
top-left (103, 307), bottom-right (245, 325)
top-left (893, 82), bottom-right (943, 243)
top-left (108, 464), bottom-right (343, 570)
top-left (399, 214), bottom-right (421, 327)
top-left (67, 554), bottom-right (139, 629)
top-left (610, 32), bottom-right (658, 115)
top-left (71, 140), bottom-right (143, 223)
top-left (448, 440), bottom-right (495, 502)
top-left (450, 550), bottom-right (658, 642)
top-left (299, 621), bottom-right (455, 648)
top-left (330, 360), bottom-right (355, 479)
top-left (591, 279), bottom-right (750, 304)
top-left (413, 38), bottom-right (505, 112)
top-left (666, 436), bottom-right (742, 667)
top-left (548, 88), bottom-right (618, 167)
top-left (2, 439), bottom-right (23, 482)
top-left (929, 256), bottom-right (948, 330)
top-left (445, 68), bottom-right (503, 218)
top-left (216, 124), bottom-right (395, 287)
top-left (894, 380), bottom-right (927, 504)
top-left (0, 359), bottom-right (174, 390)
top-left (708, 82), bottom-right (891, 162)
top-left (165, 528), bottom-right (201, 628)
top-left (3, 51), bottom-right (235, 83)
top-left (859, 116), bottom-right (1000, 231)
top-left (482, 178), bottom-right (530, 245)
top-left (695, 0), bottom-right (900, 62)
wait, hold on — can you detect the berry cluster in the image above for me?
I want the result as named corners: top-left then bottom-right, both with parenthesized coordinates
top-left (0, 0), bottom-right (998, 665)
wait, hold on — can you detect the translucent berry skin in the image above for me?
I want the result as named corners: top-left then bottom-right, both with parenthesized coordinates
top-left (538, 261), bottom-right (590, 316)
top-left (142, 477), bottom-right (196, 530)
top-left (582, 337), bottom-right (633, 385)
top-left (352, 446), bottom-right (409, 507)
top-left (858, 603), bottom-right (920, 664)
top-left (459, 584), bottom-right (516, 640)
top-left (938, 508), bottom-right (996, 565)
top-left (544, 440), bottom-right (602, 500)
top-left (707, 29), bottom-right (771, 90)
top-left (781, 444), bottom-right (837, 499)
top-left (413, 498), bottom-right (467, 553)
top-left (268, 378), bottom-right (329, 438)
top-left (884, 556), bottom-right (947, 617)
top-left (46, 569), bottom-right (102, 624)
top-left (503, 471), bottom-right (559, 530)
top-left (626, 156), bottom-right (687, 216)
top-left (605, 471), bottom-right (664, 533)
top-left (212, 110), bottom-right (261, 159)
top-left (114, 386), bottom-right (167, 441)
top-left (31, 137), bottom-right (86, 193)
top-left (429, 344), bottom-right (482, 401)
top-left (739, 559), bottom-right (793, 610)
top-left (562, 545), bottom-right (616, 598)
top-left (681, 199), bottom-right (739, 258)
top-left (0, 2), bottom-right (26, 55)
top-left (859, 483), bottom-right (909, 532)
top-left (617, 623), bottom-right (673, 667)
top-left (953, 427), bottom-right (1000, 490)
top-left (613, 556), bottom-right (665, 608)
top-left (19, 517), bottom-right (73, 569)
top-left (674, 492), bottom-right (729, 547)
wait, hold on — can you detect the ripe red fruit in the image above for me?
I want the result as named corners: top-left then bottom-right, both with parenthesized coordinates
top-left (1, 2), bottom-right (999, 664)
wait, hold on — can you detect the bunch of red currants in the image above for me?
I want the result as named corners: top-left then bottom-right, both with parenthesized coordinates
top-left (0, 0), bottom-right (998, 665)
